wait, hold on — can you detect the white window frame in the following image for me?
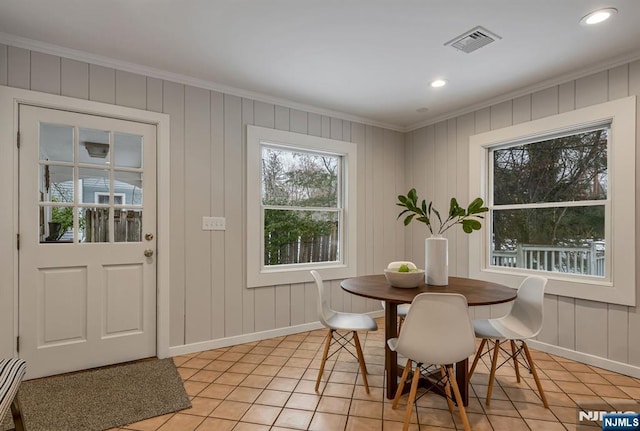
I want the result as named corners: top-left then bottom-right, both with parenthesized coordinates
top-left (94, 192), bottom-right (125, 205)
top-left (246, 125), bottom-right (357, 288)
top-left (469, 96), bottom-right (636, 306)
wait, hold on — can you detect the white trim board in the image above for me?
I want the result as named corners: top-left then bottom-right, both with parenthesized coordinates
top-left (168, 310), bottom-right (385, 357)
top-left (527, 339), bottom-right (640, 380)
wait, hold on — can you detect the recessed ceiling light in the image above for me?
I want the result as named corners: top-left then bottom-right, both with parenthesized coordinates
top-left (580, 8), bottom-right (617, 25)
top-left (431, 79), bottom-right (447, 88)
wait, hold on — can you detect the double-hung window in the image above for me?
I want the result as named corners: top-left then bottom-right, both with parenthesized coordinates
top-left (247, 126), bottom-right (357, 287)
top-left (469, 96), bottom-right (636, 305)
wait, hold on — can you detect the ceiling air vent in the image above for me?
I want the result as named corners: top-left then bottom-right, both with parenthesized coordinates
top-left (444, 26), bottom-right (501, 54)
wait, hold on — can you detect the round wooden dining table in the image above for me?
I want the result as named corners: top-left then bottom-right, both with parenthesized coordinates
top-left (341, 274), bottom-right (517, 404)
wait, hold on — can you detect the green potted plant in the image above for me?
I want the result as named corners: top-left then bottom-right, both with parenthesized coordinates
top-left (396, 188), bottom-right (488, 285)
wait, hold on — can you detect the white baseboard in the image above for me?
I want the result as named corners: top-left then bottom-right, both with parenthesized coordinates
top-left (527, 339), bottom-right (640, 379)
top-left (167, 310), bottom-right (385, 357)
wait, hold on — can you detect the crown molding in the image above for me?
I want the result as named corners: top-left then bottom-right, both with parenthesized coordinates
top-left (0, 32), bottom-right (404, 133)
top-left (405, 49), bottom-right (640, 132)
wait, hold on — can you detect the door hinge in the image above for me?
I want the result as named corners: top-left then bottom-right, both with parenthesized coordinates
top-left (16, 233), bottom-right (20, 250)
top-left (17, 131), bottom-right (20, 148)
top-left (16, 336), bottom-right (20, 353)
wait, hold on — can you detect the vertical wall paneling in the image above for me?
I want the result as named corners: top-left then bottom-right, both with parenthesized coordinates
top-left (321, 115), bottom-right (330, 138)
top-left (210, 91), bottom-right (226, 339)
top-left (290, 109), bottom-right (308, 134)
top-left (557, 297), bottom-right (576, 350)
top-left (241, 98), bottom-right (256, 334)
top-left (223, 94), bottom-right (243, 336)
top-left (531, 86), bottom-right (559, 120)
top-left (7, 46), bottom-right (29, 89)
top-left (512, 95), bottom-right (531, 125)
top-left (0, 44), bottom-right (7, 85)
top-left (558, 81), bottom-right (576, 113)
top-left (351, 122), bottom-right (368, 314)
top-left (146, 77), bottom-right (163, 113)
top-left (538, 295), bottom-right (559, 345)
top-left (184, 86), bottom-right (212, 343)
top-left (253, 100), bottom-right (276, 332)
top-left (61, 58), bottom-right (89, 99)
top-left (575, 299), bottom-right (608, 358)
top-left (115, 70), bottom-right (146, 109)
top-left (489, 100), bottom-right (513, 130)
top-left (609, 65), bottom-right (629, 100)
top-left (364, 125), bottom-right (375, 276)
top-left (629, 59), bottom-right (640, 366)
top-left (608, 304), bottom-right (629, 363)
top-left (88, 64), bottom-right (115, 104)
top-left (162, 81), bottom-right (186, 346)
top-left (30, 52), bottom-right (60, 95)
top-left (575, 71), bottom-right (608, 108)
top-left (456, 113), bottom-right (475, 278)
top-left (445, 120), bottom-right (458, 276)
top-left (308, 113), bottom-right (322, 137)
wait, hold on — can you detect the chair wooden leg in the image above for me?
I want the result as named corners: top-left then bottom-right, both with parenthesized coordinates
top-left (522, 341), bottom-right (549, 408)
top-left (510, 340), bottom-right (521, 382)
top-left (398, 316), bottom-right (404, 333)
top-left (440, 365), bottom-right (455, 414)
top-left (447, 365), bottom-right (471, 431)
top-left (11, 398), bottom-right (25, 431)
top-left (352, 331), bottom-right (370, 394)
top-left (486, 339), bottom-right (501, 406)
top-left (315, 329), bottom-right (333, 392)
top-left (469, 338), bottom-right (487, 379)
top-left (402, 362), bottom-right (422, 431)
top-left (393, 358), bottom-right (413, 409)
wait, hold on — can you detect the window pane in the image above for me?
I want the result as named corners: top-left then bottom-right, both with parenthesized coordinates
top-left (79, 128), bottom-right (110, 165)
top-left (79, 168), bottom-right (110, 204)
top-left (40, 205), bottom-right (74, 243)
top-left (114, 171), bottom-right (143, 205)
top-left (81, 207), bottom-right (109, 243)
top-left (261, 146), bottom-right (339, 207)
top-left (114, 209), bottom-right (142, 242)
top-left (264, 209), bottom-right (339, 265)
top-left (493, 128), bottom-right (607, 205)
top-left (40, 165), bottom-right (73, 203)
top-left (491, 206), bottom-right (605, 277)
top-left (40, 123), bottom-right (73, 162)
top-left (114, 132), bottom-right (143, 168)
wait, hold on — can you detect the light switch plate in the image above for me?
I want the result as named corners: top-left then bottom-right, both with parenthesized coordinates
top-left (202, 216), bottom-right (226, 231)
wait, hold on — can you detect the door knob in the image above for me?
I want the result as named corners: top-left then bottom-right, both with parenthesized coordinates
top-left (144, 249), bottom-right (154, 257)
top-left (145, 233), bottom-right (154, 241)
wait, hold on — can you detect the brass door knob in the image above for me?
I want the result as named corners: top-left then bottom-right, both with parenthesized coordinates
top-left (145, 233), bottom-right (154, 241)
top-left (144, 249), bottom-right (154, 257)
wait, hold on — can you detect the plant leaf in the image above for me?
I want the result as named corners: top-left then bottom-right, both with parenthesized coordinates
top-left (403, 214), bottom-right (415, 226)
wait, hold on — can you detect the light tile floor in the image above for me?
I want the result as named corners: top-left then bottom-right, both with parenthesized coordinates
top-left (112, 318), bottom-right (640, 430)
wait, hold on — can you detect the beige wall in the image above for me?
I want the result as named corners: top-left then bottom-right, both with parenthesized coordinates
top-left (1, 42), bottom-right (639, 372)
top-left (0, 44), bottom-right (405, 355)
top-left (405, 61), bottom-right (640, 370)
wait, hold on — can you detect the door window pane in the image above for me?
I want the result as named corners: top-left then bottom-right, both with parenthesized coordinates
top-left (40, 165), bottom-right (73, 203)
top-left (114, 133), bottom-right (143, 168)
top-left (114, 171), bottom-right (143, 205)
top-left (40, 205), bottom-right (74, 243)
top-left (81, 207), bottom-right (109, 243)
top-left (79, 128), bottom-right (110, 165)
top-left (79, 168), bottom-right (110, 204)
top-left (114, 209), bottom-right (142, 242)
top-left (40, 123), bottom-right (73, 162)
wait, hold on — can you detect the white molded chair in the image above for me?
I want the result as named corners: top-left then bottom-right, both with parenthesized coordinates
top-left (388, 293), bottom-right (475, 431)
top-left (311, 270), bottom-right (378, 394)
top-left (468, 275), bottom-right (548, 408)
top-left (0, 358), bottom-right (27, 431)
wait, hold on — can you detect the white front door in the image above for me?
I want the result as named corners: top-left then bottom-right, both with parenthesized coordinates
top-left (18, 105), bottom-right (157, 379)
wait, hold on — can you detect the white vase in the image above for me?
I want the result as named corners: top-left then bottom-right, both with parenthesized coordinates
top-left (425, 235), bottom-right (448, 286)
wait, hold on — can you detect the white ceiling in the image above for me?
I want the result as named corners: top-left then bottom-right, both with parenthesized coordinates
top-left (1, 0), bottom-right (639, 131)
